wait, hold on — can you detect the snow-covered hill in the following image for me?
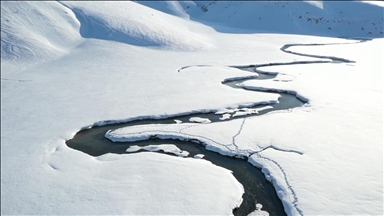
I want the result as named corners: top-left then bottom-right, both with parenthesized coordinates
top-left (2, 1), bottom-right (383, 66)
top-left (1, 2), bottom-right (81, 64)
top-left (1, 1), bottom-right (217, 74)
top-left (138, 1), bottom-right (384, 37)
top-left (61, 1), bottom-right (213, 50)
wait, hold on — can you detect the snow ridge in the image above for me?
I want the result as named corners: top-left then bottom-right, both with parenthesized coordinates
top-left (250, 153), bottom-right (304, 216)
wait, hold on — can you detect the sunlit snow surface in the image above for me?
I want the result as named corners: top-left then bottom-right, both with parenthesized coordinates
top-left (1, 1), bottom-right (383, 215)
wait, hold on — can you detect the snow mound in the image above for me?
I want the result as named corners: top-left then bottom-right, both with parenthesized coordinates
top-left (61, 1), bottom-right (213, 51)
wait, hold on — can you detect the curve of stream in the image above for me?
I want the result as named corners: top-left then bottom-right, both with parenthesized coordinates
top-left (66, 38), bottom-right (367, 216)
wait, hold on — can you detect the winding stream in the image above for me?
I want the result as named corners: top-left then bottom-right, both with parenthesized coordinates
top-left (66, 39), bottom-right (365, 216)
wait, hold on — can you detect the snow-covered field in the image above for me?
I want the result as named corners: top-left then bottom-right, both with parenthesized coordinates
top-left (1, 1), bottom-right (383, 215)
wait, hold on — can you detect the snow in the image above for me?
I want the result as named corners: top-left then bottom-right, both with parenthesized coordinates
top-left (126, 145), bottom-right (142, 152)
top-left (231, 106), bottom-right (274, 118)
top-left (220, 113), bottom-right (232, 120)
top-left (126, 144), bottom-right (190, 157)
top-left (0, 1), bottom-right (82, 73)
top-left (1, 1), bottom-right (383, 215)
top-left (216, 108), bottom-right (239, 115)
top-left (239, 80), bottom-right (309, 103)
top-left (63, 151), bottom-right (242, 215)
top-left (194, 154), bottom-right (205, 159)
top-left (189, 117), bottom-right (211, 124)
top-left (222, 75), bottom-right (259, 83)
top-left (215, 105), bottom-right (275, 118)
top-left (273, 74), bottom-right (294, 82)
top-left (174, 119), bottom-right (182, 124)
